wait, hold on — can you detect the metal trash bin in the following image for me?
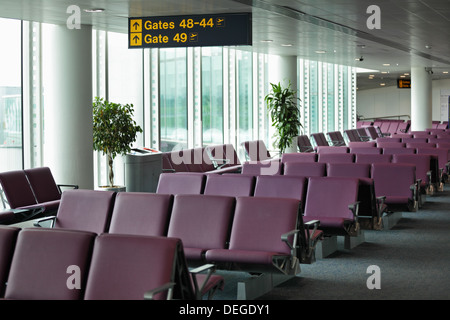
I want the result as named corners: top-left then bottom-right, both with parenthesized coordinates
top-left (124, 148), bottom-right (162, 192)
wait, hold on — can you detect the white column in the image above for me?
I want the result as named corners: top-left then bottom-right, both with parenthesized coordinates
top-left (267, 55), bottom-right (298, 152)
top-left (43, 24), bottom-right (93, 189)
top-left (411, 66), bottom-right (432, 131)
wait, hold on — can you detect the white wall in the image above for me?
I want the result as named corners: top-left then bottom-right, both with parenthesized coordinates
top-left (356, 78), bottom-right (450, 123)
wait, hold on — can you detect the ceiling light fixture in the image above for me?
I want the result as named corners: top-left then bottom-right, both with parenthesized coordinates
top-left (315, 50), bottom-right (327, 54)
top-left (260, 39), bottom-right (273, 43)
top-left (84, 8), bottom-right (105, 13)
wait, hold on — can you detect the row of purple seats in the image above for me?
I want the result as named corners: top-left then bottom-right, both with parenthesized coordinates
top-left (112, 192), bottom-right (317, 271)
top-left (156, 171), bottom-right (371, 234)
top-left (0, 167), bottom-right (78, 224)
top-left (0, 225), bottom-right (223, 300)
top-left (241, 158), bottom-right (420, 213)
top-left (28, 187), bottom-right (320, 274)
top-left (162, 144), bottom-right (242, 174)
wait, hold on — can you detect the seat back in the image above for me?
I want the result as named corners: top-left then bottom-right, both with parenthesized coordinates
top-left (355, 153), bottom-right (392, 164)
top-left (55, 189), bottom-right (116, 234)
top-left (108, 192), bottom-right (173, 237)
top-left (326, 131), bottom-right (346, 146)
top-left (241, 140), bottom-right (271, 161)
top-left (24, 167), bottom-right (61, 203)
top-left (228, 197), bottom-right (299, 255)
top-left (316, 146), bottom-right (349, 154)
top-left (156, 173), bottom-right (205, 194)
top-left (382, 147), bottom-right (415, 155)
top-left (283, 162), bottom-right (326, 177)
top-left (304, 177), bottom-right (359, 221)
top-left (281, 152), bottom-right (317, 163)
top-left (344, 129), bottom-right (361, 142)
top-left (326, 163), bottom-right (371, 179)
top-left (317, 153), bottom-right (355, 163)
top-left (5, 228), bottom-right (96, 300)
top-left (297, 135), bottom-right (314, 152)
top-left (167, 194), bottom-right (235, 259)
top-left (0, 170), bottom-right (37, 208)
top-left (365, 126), bottom-right (380, 139)
top-left (311, 133), bottom-right (329, 147)
top-left (254, 175), bottom-right (307, 203)
top-left (0, 226), bottom-right (20, 297)
top-left (371, 163), bottom-right (416, 200)
top-left (392, 154), bottom-right (432, 184)
top-left (203, 174), bottom-right (255, 197)
top-left (350, 147), bottom-right (381, 155)
top-left (241, 160), bottom-right (281, 175)
top-left (84, 234), bottom-right (186, 300)
top-left (205, 144), bottom-right (241, 168)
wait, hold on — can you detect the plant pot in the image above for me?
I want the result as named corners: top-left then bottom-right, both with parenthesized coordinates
top-left (98, 185), bottom-right (126, 192)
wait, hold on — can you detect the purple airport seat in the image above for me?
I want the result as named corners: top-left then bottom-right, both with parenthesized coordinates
top-left (205, 196), bottom-right (301, 274)
top-left (406, 142), bottom-right (435, 149)
top-left (297, 135), bottom-right (314, 152)
top-left (156, 172), bottom-right (206, 195)
top-left (317, 153), bottom-right (355, 163)
top-left (364, 126), bottom-right (380, 140)
top-left (348, 141), bottom-right (377, 148)
top-left (326, 131), bottom-right (346, 146)
top-left (254, 175), bottom-right (306, 201)
top-left (34, 189), bottom-right (116, 234)
top-left (205, 144), bottom-right (241, 170)
top-left (303, 177), bottom-right (360, 236)
top-left (241, 140), bottom-right (273, 161)
top-left (402, 137), bottom-right (428, 144)
top-left (108, 192), bottom-right (173, 237)
top-left (355, 153), bottom-right (392, 164)
top-left (283, 162), bottom-right (326, 177)
top-left (316, 146), bottom-right (349, 154)
top-left (203, 174), bottom-right (255, 197)
top-left (350, 147), bottom-right (382, 155)
top-left (344, 129), bottom-right (361, 142)
top-left (281, 152), bottom-right (317, 163)
top-left (167, 194), bottom-right (235, 261)
top-left (326, 163), bottom-right (384, 229)
top-left (84, 233), bottom-right (224, 300)
top-left (392, 154), bottom-right (433, 201)
top-left (371, 163), bottom-right (419, 212)
top-left (0, 226), bottom-right (20, 297)
top-left (24, 167), bottom-right (78, 205)
top-left (241, 160), bottom-right (281, 176)
top-left (311, 132), bottom-right (330, 147)
top-left (382, 147), bottom-right (415, 155)
top-left (5, 228), bottom-right (96, 300)
top-left (377, 142), bottom-right (405, 149)
top-left (0, 170), bottom-right (53, 216)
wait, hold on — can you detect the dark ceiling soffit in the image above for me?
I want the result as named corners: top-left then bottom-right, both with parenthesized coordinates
top-left (232, 0), bottom-right (450, 66)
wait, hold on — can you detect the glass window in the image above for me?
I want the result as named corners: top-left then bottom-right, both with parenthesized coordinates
top-left (236, 50), bottom-right (253, 158)
top-left (160, 48), bottom-right (187, 151)
top-left (202, 47), bottom-right (223, 145)
top-left (0, 18), bottom-right (22, 171)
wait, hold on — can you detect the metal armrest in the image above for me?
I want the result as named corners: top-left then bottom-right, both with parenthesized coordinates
top-left (56, 184), bottom-right (79, 193)
top-left (348, 201), bottom-right (360, 221)
top-left (33, 215), bottom-right (57, 228)
top-left (190, 263), bottom-right (217, 299)
top-left (376, 196), bottom-right (386, 219)
top-left (144, 282), bottom-right (176, 300)
top-left (211, 158), bottom-right (230, 169)
top-left (304, 220), bottom-right (320, 249)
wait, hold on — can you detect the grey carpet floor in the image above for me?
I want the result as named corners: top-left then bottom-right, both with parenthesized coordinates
top-left (214, 185), bottom-right (450, 300)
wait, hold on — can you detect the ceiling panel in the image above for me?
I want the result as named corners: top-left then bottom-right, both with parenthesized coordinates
top-left (0, 0), bottom-right (449, 90)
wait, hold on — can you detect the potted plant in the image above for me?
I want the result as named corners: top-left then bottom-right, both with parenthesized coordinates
top-left (93, 97), bottom-right (143, 190)
top-left (265, 81), bottom-right (302, 154)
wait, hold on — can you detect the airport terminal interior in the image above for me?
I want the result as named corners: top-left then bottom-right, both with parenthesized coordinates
top-left (0, 0), bottom-right (449, 301)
